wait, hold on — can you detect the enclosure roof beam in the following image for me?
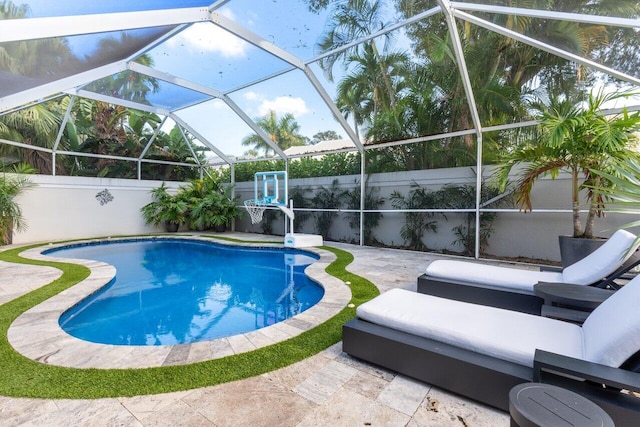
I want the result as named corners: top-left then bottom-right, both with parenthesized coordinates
top-left (209, 12), bottom-right (362, 153)
top-left (139, 117), bottom-right (169, 160)
top-left (451, 2), bottom-right (640, 29)
top-left (70, 90), bottom-right (171, 116)
top-left (218, 95), bottom-right (288, 159)
top-left (169, 113), bottom-right (233, 165)
top-left (52, 95), bottom-right (76, 154)
top-left (0, 7), bottom-right (211, 43)
top-left (209, 12), bottom-right (306, 70)
top-left (177, 125), bottom-right (204, 167)
top-left (0, 62), bottom-right (128, 114)
top-left (437, 0), bottom-right (483, 138)
top-left (303, 66), bottom-right (364, 153)
top-left (130, 62), bottom-right (288, 160)
top-left (308, 6), bottom-right (442, 65)
top-left (454, 10), bottom-right (640, 87)
top-left (128, 62), bottom-right (224, 99)
top-left (208, 0), bottom-right (232, 11)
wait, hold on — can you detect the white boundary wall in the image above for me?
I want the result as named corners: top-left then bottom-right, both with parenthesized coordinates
top-left (234, 167), bottom-right (637, 262)
top-left (13, 175), bottom-right (182, 244)
top-left (11, 170), bottom-right (638, 262)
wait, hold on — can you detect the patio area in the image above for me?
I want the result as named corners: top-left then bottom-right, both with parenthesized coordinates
top-left (0, 233), bottom-right (510, 426)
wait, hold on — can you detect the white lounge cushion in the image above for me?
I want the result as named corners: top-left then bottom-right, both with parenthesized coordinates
top-left (562, 229), bottom-right (639, 285)
top-left (425, 229), bottom-right (638, 292)
top-left (582, 274), bottom-right (640, 367)
top-left (356, 288), bottom-right (583, 367)
top-left (425, 260), bottom-right (563, 293)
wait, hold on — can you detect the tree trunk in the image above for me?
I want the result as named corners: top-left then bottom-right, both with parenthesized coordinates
top-left (571, 169), bottom-right (583, 237)
top-left (583, 176), bottom-right (602, 239)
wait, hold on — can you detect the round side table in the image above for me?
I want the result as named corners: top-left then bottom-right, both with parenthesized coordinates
top-left (509, 382), bottom-right (614, 427)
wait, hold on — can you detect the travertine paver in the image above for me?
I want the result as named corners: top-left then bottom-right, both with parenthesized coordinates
top-left (378, 376), bottom-right (431, 416)
top-left (0, 233), bottom-right (509, 426)
top-left (7, 238), bottom-right (345, 369)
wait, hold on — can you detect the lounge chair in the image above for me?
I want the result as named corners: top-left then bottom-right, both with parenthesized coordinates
top-left (417, 229), bottom-right (640, 314)
top-left (343, 274), bottom-right (640, 426)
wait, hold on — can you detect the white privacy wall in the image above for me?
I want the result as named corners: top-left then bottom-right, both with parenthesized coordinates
top-left (234, 167), bottom-right (637, 262)
top-left (13, 175), bottom-right (182, 244)
top-left (11, 170), bottom-right (638, 262)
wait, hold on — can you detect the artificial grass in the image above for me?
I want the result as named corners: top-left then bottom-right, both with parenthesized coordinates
top-left (0, 242), bottom-right (379, 398)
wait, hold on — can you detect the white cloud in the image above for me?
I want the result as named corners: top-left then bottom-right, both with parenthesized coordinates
top-left (168, 21), bottom-right (248, 58)
top-left (257, 96), bottom-right (310, 117)
top-left (243, 91), bottom-right (260, 101)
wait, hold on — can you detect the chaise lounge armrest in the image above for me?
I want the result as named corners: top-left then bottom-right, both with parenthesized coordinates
top-left (534, 349), bottom-right (640, 393)
top-left (533, 350), bottom-right (640, 426)
top-left (592, 250), bottom-right (640, 290)
top-left (534, 349), bottom-right (640, 425)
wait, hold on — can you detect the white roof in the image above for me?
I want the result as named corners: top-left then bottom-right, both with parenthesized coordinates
top-left (284, 139), bottom-right (355, 156)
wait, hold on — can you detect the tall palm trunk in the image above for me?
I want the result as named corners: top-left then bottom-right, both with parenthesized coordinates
top-left (368, 42), bottom-right (401, 133)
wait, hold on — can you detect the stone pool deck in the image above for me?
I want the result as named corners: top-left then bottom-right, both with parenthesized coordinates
top-left (0, 233), bottom-right (509, 426)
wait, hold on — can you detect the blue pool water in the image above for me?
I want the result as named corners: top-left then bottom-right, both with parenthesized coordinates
top-left (46, 239), bottom-right (323, 346)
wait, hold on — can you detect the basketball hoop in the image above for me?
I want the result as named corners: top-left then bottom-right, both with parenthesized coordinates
top-left (244, 198), bottom-right (267, 224)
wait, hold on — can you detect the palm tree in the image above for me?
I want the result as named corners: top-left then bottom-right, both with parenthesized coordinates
top-left (495, 88), bottom-right (640, 238)
top-left (0, 103), bottom-right (65, 174)
top-left (590, 157), bottom-right (640, 248)
top-left (336, 45), bottom-right (409, 125)
top-left (85, 48), bottom-right (160, 103)
top-left (396, 0), bottom-right (640, 144)
top-left (242, 111), bottom-right (306, 156)
top-left (0, 163), bottom-right (35, 244)
top-left (0, 1), bottom-right (79, 78)
top-left (316, 0), bottom-right (398, 111)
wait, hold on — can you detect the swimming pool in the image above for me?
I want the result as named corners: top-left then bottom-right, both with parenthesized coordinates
top-left (45, 239), bottom-right (323, 346)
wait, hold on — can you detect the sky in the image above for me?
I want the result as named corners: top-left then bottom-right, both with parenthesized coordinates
top-left (15, 0), bottom-right (358, 157)
top-left (146, 2), bottom-right (357, 157)
top-left (9, 0), bottom-right (639, 159)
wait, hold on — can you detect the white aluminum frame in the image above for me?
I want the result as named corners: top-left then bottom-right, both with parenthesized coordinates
top-left (1, 1), bottom-right (640, 255)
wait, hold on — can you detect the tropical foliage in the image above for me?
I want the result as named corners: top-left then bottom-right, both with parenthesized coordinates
top-left (390, 183), bottom-right (441, 250)
top-left (141, 174), bottom-right (240, 232)
top-left (140, 183), bottom-right (188, 231)
top-left (0, 1), bottom-right (206, 180)
top-left (344, 179), bottom-right (385, 245)
top-left (311, 179), bottom-right (348, 239)
top-left (241, 110), bottom-right (307, 156)
top-left (0, 164), bottom-right (35, 244)
top-left (438, 182), bottom-right (509, 255)
top-left (309, 0), bottom-right (640, 172)
top-left (495, 88), bottom-right (640, 238)
top-left (590, 157), bottom-right (640, 244)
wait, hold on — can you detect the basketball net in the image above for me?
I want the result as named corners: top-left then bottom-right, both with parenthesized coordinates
top-left (244, 199), bottom-right (267, 224)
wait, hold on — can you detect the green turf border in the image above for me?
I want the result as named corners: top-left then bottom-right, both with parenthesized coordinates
top-left (0, 239), bottom-right (379, 399)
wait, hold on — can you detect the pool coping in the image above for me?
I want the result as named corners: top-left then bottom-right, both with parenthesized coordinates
top-left (7, 236), bottom-right (351, 369)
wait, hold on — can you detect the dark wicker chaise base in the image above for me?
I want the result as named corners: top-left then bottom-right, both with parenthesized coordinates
top-left (417, 274), bottom-right (543, 314)
top-left (342, 317), bottom-right (640, 426)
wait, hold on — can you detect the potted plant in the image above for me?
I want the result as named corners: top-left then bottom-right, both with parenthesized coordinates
top-left (181, 176), bottom-right (224, 231)
top-left (495, 88), bottom-right (640, 265)
top-left (189, 192), bottom-right (221, 231)
top-left (141, 183), bottom-right (187, 232)
top-left (212, 187), bottom-right (241, 232)
top-left (0, 164), bottom-right (35, 245)
top-left (184, 175), bottom-right (240, 232)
